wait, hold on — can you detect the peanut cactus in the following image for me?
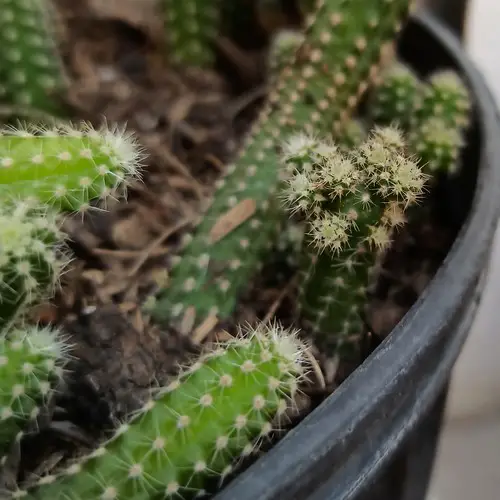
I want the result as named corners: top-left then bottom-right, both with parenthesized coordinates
top-left (15, 322), bottom-right (307, 500)
top-left (162, 0), bottom-right (222, 67)
top-left (281, 127), bottom-right (426, 354)
top-left (367, 62), bottom-right (422, 130)
top-left (0, 122), bottom-right (144, 213)
top-left (0, 0), bottom-right (68, 116)
top-left (0, 325), bottom-right (70, 456)
top-left (149, 0), bottom-right (412, 333)
top-left (0, 201), bottom-right (67, 331)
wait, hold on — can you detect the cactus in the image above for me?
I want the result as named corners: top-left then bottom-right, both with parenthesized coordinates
top-left (0, 122), bottom-right (145, 213)
top-left (417, 69), bottom-right (471, 129)
top-left (0, 0), bottom-right (68, 116)
top-left (281, 127), bottom-right (426, 354)
top-left (367, 62), bottom-right (422, 130)
top-left (0, 325), bottom-right (70, 455)
top-left (268, 29), bottom-right (305, 77)
top-left (149, 0), bottom-right (412, 333)
top-left (15, 322), bottom-right (307, 500)
top-left (162, 0), bottom-right (222, 67)
top-left (336, 118), bottom-right (367, 151)
top-left (0, 201), bottom-right (67, 331)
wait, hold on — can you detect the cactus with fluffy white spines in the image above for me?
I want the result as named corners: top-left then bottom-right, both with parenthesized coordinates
top-left (0, 122), bottom-right (145, 213)
top-left (0, 201), bottom-right (67, 331)
top-left (149, 0), bottom-right (412, 334)
top-left (162, 0), bottom-right (222, 67)
top-left (0, 0), bottom-right (68, 116)
top-left (0, 325), bottom-right (70, 456)
top-left (368, 62), bottom-right (422, 130)
top-left (15, 322), bottom-right (307, 500)
top-left (281, 127), bottom-right (426, 354)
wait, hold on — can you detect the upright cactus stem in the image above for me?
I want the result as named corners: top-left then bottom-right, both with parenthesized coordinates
top-left (150, 0), bottom-right (412, 333)
top-left (0, 0), bottom-right (68, 116)
top-left (0, 122), bottom-right (144, 213)
top-left (17, 323), bottom-right (308, 500)
top-left (282, 127), bottom-right (426, 354)
top-left (0, 201), bottom-right (66, 331)
top-left (0, 326), bottom-right (70, 456)
top-left (162, 0), bottom-right (222, 67)
top-left (368, 62), bottom-right (422, 130)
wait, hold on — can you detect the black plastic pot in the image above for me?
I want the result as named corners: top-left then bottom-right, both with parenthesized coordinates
top-left (213, 10), bottom-right (500, 500)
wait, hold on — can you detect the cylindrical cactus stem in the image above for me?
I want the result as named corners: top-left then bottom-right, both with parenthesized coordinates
top-left (0, 122), bottom-right (144, 213)
top-left (162, 0), bottom-right (222, 68)
top-left (149, 0), bottom-right (411, 333)
top-left (0, 325), bottom-right (70, 455)
top-left (417, 69), bottom-right (471, 129)
top-left (282, 127), bottom-right (426, 354)
top-left (0, 0), bottom-right (69, 116)
top-left (409, 116), bottom-right (464, 174)
top-left (0, 201), bottom-right (67, 331)
top-left (17, 322), bottom-right (308, 500)
top-left (367, 61), bottom-right (422, 130)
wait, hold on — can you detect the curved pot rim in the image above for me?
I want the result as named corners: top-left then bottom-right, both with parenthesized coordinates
top-left (214, 9), bottom-right (500, 500)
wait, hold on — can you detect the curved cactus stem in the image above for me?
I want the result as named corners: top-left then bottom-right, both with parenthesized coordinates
top-left (17, 323), bottom-right (308, 499)
top-left (0, 325), bottom-right (70, 456)
top-left (0, 0), bottom-right (69, 116)
top-left (0, 122), bottom-right (145, 213)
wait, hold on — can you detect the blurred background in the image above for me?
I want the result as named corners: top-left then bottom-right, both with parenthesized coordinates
top-left (422, 1), bottom-right (500, 498)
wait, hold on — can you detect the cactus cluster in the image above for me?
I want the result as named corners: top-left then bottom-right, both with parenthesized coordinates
top-left (281, 127), bottom-right (426, 353)
top-left (368, 62), bottom-right (471, 174)
top-left (12, 323), bottom-right (308, 499)
top-left (0, 0), bottom-right (68, 116)
top-left (149, 0), bottom-right (412, 334)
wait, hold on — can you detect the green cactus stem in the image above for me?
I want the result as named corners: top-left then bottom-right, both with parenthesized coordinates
top-left (281, 127), bottom-right (426, 355)
top-left (0, 122), bottom-right (144, 213)
top-left (162, 0), bottom-right (221, 67)
top-left (0, 201), bottom-right (66, 331)
top-left (16, 322), bottom-right (307, 500)
top-left (0, 325), bottom-right (70, 455)
top-left (409, 116), bottom-right (464, 174)
top-left (0, 0), bottom-right (69, 116)
top-left (367, 61), bottom-right (422, 130)
top-left (417, 69), bottom-right (471, 129)
top-left (149, 0), bottom-right (411, 333)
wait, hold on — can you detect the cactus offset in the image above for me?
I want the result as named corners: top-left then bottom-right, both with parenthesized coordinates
top-left (0, 201), bottom-right (66, 331)
top-left (0, 325), bottom-right (70, 455)
top-left (0, 122), bottom-right (144, 213)
top-left (0, 0), bottom-right (68, 116)
top-left (16, 323), bottom-right (307, 500)
top-left (282, 127), bottom-right (426, 354)
top-left (150, 0), bottom-right (412, 333)
top-left (162, 0), bottom-right (222, 67)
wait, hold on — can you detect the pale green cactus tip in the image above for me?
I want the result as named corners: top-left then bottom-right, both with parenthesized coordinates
top-left (0, 325), bottom-right (71, 453)
top-left (14, 322), bottom-right (309, 499)
top-left (0, 201), bottom-right (70, 330)
top-left (410, 116), bottom-right (465, 174)
top-left (0, 121), bottom-right (146, 213)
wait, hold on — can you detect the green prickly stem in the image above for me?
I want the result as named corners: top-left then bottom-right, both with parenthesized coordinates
top-left (149, 0), bottom-right (412, 332)
top-left (162, 0), bottom-right (221, 67)
top-left (367, 61), bottom-right (422, 130)
top-left (417, 69), bottom-right (471, 130)
top-left (18, 323), bottom-right (307, 500)
top-left (0, 122), bottom-right (144, 213)
top-left (409, 116), bottom-right (464, 174)
top-left (281, 127), bottom-right (426, 354)
top-left (0, 325), bottom-right (70, 455)
top-left (0, 201), bottom-right (67, 331)
top-left (0, 0), bottom-right (69, 116)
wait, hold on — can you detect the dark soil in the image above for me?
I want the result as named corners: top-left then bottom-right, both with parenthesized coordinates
top-left (0, 0), bottom-right (458, 495)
